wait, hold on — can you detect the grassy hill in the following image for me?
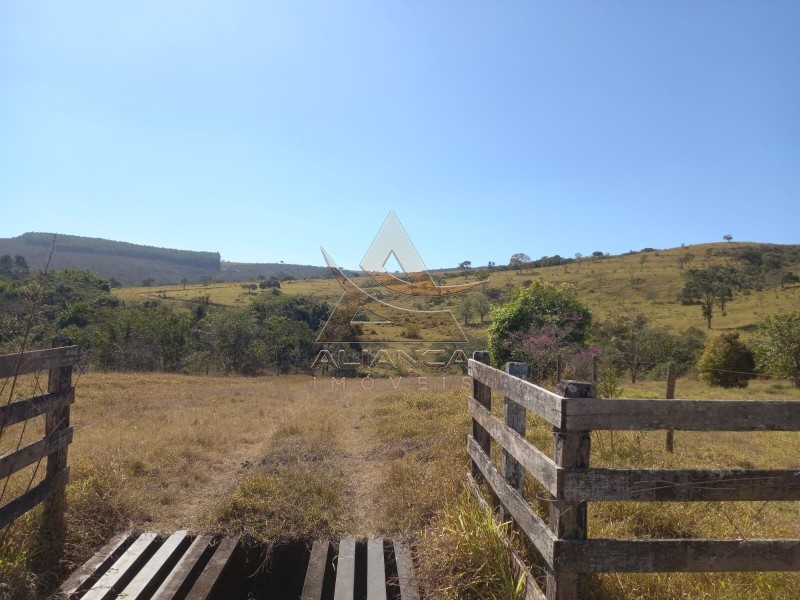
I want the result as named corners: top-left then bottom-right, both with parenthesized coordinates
top-left (114, 241), bottom-right (800, 341)
top-left (0, 232), bottom-right (336, 286)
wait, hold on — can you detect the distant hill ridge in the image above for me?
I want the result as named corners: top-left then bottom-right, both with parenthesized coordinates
top-left (0, 232), bottom-right (333, 285)
top-left (16, 232), bottom-right (221, 269)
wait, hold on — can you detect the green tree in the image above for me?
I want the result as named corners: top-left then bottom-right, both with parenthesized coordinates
top-left (595, 312), bottom-right (655, 383)
top-left (0, 255), bottom-right (12, 279)
top-left (194, 308), bottom-right (260, 374)
top-left (258, 316), bottom-right (315, 373)
top-left (647, 327), bottom-right (706, 377)
top-left (0, 255), bottom-right (29, 281)
top-left (677, 252), bottom-right (695, 270)
top-left (508, 253), bottom-right (531, 269)
top-left (12, 255), bottom-right (29, 281)
top-left (698, 332), bottom-right (756, 388)
top-left (458, 296), bottom-right (474, 325)
top-left (679, 265), bottom-right (745, 329)
top-left (487, 279), bottom-right (591, 367)
top-left (752, 312), bottom-right (800, 387)
top-left (475, 295), bottom-right (490, 323)
top-left (259, 277), bottom-right (281, 290)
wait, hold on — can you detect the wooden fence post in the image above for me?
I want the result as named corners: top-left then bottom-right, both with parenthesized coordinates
top-left (666, 362), bottom-right (676, 453)
top-left (501, 362), bottom-right (528, 521)
top-left (471, 351), bottom-right (492, 482)
top-left (548, 380), bottom-right (595, 600)
top-left (556, 354), bottom-right (562, 383)
top-left (39, 337), bottom-right (73, 563)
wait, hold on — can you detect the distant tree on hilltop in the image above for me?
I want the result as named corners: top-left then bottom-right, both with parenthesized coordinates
top-left (509, 253), bottom-right (531, 269)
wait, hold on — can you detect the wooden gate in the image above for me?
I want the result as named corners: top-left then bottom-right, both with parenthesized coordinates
top-left (467, 351), bottom-right (800, 600)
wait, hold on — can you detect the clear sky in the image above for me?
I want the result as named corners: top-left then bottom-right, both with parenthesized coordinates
top-left (1, 1), bottom-right (798, 270)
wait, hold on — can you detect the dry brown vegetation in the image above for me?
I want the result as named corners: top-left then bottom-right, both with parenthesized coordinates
top-left (1, 371), bottom-right (799, 598)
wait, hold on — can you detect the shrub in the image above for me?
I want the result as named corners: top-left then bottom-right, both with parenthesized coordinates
top-left (487, 279), bottom-right (591, 369)
top-left (752, 312), bottom-right (800, 387)
top-left (698, 332), bottom-right (756, 388)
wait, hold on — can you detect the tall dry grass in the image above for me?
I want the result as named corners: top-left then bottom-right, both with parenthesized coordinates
top-left (0, 371), bottom-right (798, 598)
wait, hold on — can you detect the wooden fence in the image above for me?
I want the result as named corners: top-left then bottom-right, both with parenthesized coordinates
top-left (466, 351), bottom-right (800, 600)
top-left (0, 342), bottom-right (77, 533)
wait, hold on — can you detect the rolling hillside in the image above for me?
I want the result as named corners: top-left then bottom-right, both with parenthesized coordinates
top-left (114, 241), bottom-right (800, 340)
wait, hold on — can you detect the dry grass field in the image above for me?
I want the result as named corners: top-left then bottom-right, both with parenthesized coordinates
top-left (2, 370), bottom-right (799, 598)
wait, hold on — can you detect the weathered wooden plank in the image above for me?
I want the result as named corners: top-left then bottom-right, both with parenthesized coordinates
top-left (0, 466), bottom-right (69, 529)
top-left (665, 361), bottom-right (676, 452)
top-left (367, 538), bottom-right (387, 600)
top-left (561, 467), bottom-right (800, 502)
top-left (184, 536), bottom-right (239, 600)
top-left (51, 532), bottom-right (133, 600)
top-left (471, 352), bottom-right (492, 482)
top-left (119, 531), bottom-right (190, 600)
top-left (503, 362), bottom-right (529, 507)
top-left (556, 538), bottom-right (800, 573)
top-left (469, 397), bottom-right (559, 496)
top-left (563, 398), bottom-right (800, 431)
top-left (393, 541), bottom-right (420, 600)
top-left (333, 537), bottom-right (356, 600)
top-left (548, 381), bottom-right (594, 600)
top-left (40, 339), bottom-right (73, 553)
top-left (521, 568), bottom-right (548, 600)
top-left (301, 540), bottom-right (330, 600)
top-left (467, 436), bottom-right (557, 566)
top-left (151, 535), bottom-right (214, 600)
top-left (81, 532), bottom-right (159, 600)
top-left (469, 359), bottom-right (563, 426)
top-left (0, 388), bottom-right (74, 429)
top-left (465, 474), bottom-right (547, 600)
top-left (0, 345), bottom-right (78, 379)
top-left (0, 426), bottom-right (73, 479)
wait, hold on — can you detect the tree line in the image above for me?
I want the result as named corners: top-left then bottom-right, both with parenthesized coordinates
top-left (0, 266), bottom-right (327, 375)
top-left (2, 259), bottom-right (798, 386)
top-left (487, 279), bottom-right (800, 389)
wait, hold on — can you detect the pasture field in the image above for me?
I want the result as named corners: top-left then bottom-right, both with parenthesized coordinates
top-left (113, 242), bottom-right (800, 343)
top-left (2, 371), bottom-right (799, 598)
top-left (112, 277), bottom-right (346, 311)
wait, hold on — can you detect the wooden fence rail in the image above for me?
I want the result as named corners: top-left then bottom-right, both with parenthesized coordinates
top-left (0, 341), bottom-right (77, 532)
top-left (466, 352), bottom-right (800, 600)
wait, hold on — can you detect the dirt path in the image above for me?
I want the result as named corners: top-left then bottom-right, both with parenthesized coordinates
top-left (333, 392), bottom-right (387, 537)
top-left (69, 373), bottom-right (400, 537)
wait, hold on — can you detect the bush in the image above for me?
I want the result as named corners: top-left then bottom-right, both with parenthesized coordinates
top-left (698, 332), bottom-right (756, 388)
top-left (487, 279), bottom-right (591, 368)
top-left (752, 311), bottom-right (800, 387)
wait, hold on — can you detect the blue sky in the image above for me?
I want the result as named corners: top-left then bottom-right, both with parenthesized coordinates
top-left (1, 1), bottom-right (798, 270)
